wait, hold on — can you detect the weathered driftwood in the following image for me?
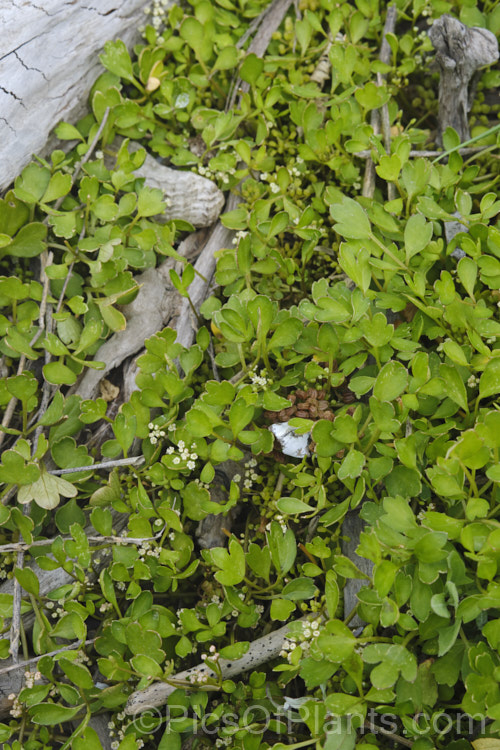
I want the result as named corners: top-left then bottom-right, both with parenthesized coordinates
top-left (341, 512), bottom-right (373, 629)
top-left (428, 14), bottom-right (498, 144)
top-left (0, 0), bottom-right (162, 192)
top-left (227, 0), bottom-right (294, 109)
top-left (122, 191), bottom-right (240, 399)
top-left (173, 192), bottom-right (241, 352)
top-left (196, 459), bottom-right (250, 549)
top-left (362, 3), bottom-right (397, 199)
top-left (133, 150), bottom-right (225, 228)
top-left (74, 231), bottom-right (206, 402)
top-left (125, 620), bottom-right (300, 715)
top-left (0, 513), bottom-right (128, 718)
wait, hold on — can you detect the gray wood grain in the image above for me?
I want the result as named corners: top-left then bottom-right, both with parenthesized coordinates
top-left (341, 512), bottom-right (373, 628)
top-left (0, 0), bottom-right (158, 190)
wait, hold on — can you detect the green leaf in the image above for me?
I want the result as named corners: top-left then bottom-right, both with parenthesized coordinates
top-left (3, 223), bottom-right (47, 258)
top-left (373, 361), bottom-right (408, 401)
top-left (239, 53), bottom-right (264, 84)
top-left (72, 728), bottom-right (104, 750)
top-left (282, 577), bottom-right (317, 601)
top-left (59, 658), bottom-right (94, 690)
top-left (438, 620), bottom-right (461, 656)
top-left (404, 214), bottom-right (433, 262)
top-left (381, 496), bottom-right (417, 534)
top-left (338, 449), bottom-right (365, 480)
top-left (325, 693), bottom-right (365, 716)
top-left (479, 358), bottom-right (500, 401)
top-left (270, 598), bottom-right (296, 620)
top-left (376, 154), bottom-right (401, 182)
top-left (131, 654), bottom-right (163, 678)
top-left (228, 399), bottom-right (254, 436)
top-left (457, 256), bottom-right (477, 298)
top-left (355, 80), bottom-right (390, 110)
top-left (99, 40), bottom-right (135, 82)
top-left (43, 361), bottom-right (78, 386)
top-left (14, 164), bottom-right (51, 203)
top-left (330, 197), bottom-right (371, 239)
top-left (214, 46), bottom-right (238, 71)
top-left (29, 702), bottom-right (83, 725)
top-left (211, 538), bottom-right (246, 586)
top-left (137, 186), bottom-right (165, 217)
top-left (385, 466), bottom-right (421, 498)
top-left (14, 567), bottom-right (39, 596)
top-left (54, 122), bottom-right (85, 141)
top-left (268, 318), bottom-right (302, 350)
top-left (42, 172), bottom-right (72, 204)
top-left (0, 450), bottom-right (40, 485)
top-left (295, 18), bottom-right (313, 54)
top-left (440, 364), bottom-right (468, 412)
top-left (185, 407), bottom-right (213, 437)
top-left (246, 543), bottom-right (271, 582)
top-left (180, 17), bottom-right (208, 59)
top-left (277, 497), bottom-right (314, 514)
top-left (268, 523), bottom-right (296, 575)
top-left (18, 467), bottom-right (77, 510)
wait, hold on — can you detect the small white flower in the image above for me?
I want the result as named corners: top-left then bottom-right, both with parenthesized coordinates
top-left (173, 457), bottom-right (180, 465)
top-left (269, 182), bottom-right (280, 194)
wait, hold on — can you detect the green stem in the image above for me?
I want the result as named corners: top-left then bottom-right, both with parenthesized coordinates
top-left (370, 232), bottom-right (409, 272)
top-left (363, 428), bottom-right (381, 455)
top-left (433, 122), bottom-right (500, 163)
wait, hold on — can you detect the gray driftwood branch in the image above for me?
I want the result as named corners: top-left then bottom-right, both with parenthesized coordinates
top-left (429, 14), bottom-right (498, 143)
top-left (125, 620), bottom-right (301, 715)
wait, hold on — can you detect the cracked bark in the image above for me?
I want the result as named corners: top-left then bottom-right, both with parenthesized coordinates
top-left (0, 0), bottom-right (168, 191)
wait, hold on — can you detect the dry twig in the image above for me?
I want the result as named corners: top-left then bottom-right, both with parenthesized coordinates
top-left (362, 4), bottom-right (397, 199)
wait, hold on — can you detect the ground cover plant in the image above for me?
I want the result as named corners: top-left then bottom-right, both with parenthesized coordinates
top-left (0, 0), bottom-right (500, 747)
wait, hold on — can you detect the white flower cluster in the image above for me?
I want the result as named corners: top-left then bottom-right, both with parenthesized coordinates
top-left (143, 0), bottom-right (170, 31)
top-left (196, 165), bottom-right (236, 186)
top-left (148, 422), bottom-right (165, 445)
top-left (233, 456), bottom-right (260, 491)
top-left (232, 229), bottom-right (248, 245)
top-left (24, 670), bottom-right (42, 688)
top-left (166, 440), bottom-right (198, 470)
top-left (201, 644), bottom-right (220, 661)
top-left (138, 541), bottom-right (161, 562)
top-left (8, 694), bottom-right (23, 718)
top-left (270, 182), bottom-right (280, 194)
top-left (108, 712), bottom-right (145, 749)
top-left (73, 650), bottom-right (91, 665)
top-left (467, 374), bottom-right (479, 388)
top-left (249, 369), bottom-right (269, 389)
top-left (46, 599), bottom-right (66, 620)
top-left (279, 619), bottom-right (322, 663)
top-left (99, 601), bottom-right (113, 614)
top-left (188, 667), bottom-right (210, 684)
top-left (266, 514), bottom-right (287, 533)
